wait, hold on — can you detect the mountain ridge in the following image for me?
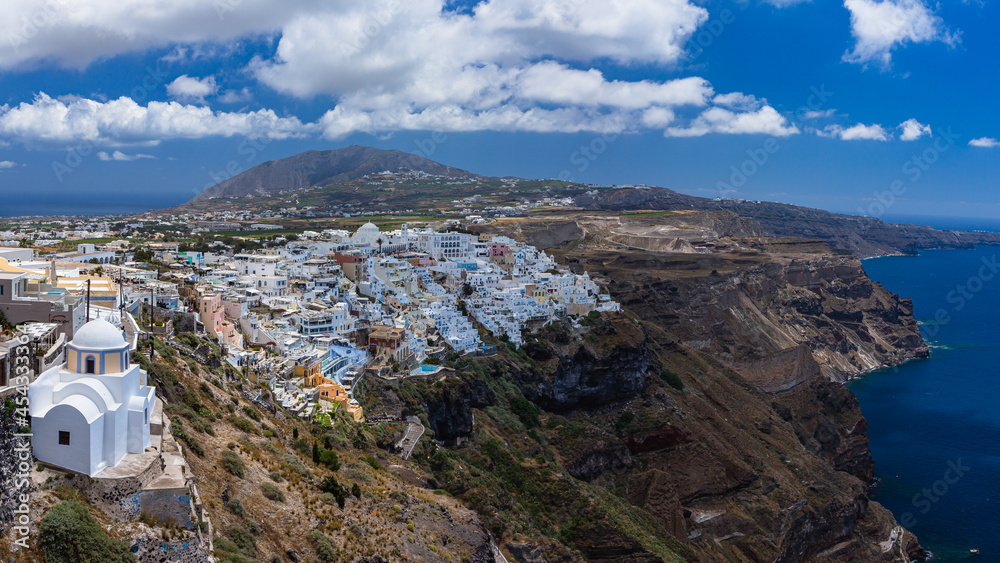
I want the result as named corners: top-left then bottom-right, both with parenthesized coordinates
top-left (187, 145), bottom-right (1000, 259)
top-left (192, 145), bottom-right (479, 202)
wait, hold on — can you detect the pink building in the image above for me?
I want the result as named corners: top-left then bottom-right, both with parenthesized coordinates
top-left (198, 293), bottom-right (243, 349)
top-left (488, 242), bottom-right (509, 257)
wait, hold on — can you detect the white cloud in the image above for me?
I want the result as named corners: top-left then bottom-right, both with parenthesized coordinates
top-left (802, 109), bottom-right (836, 120)
top-left (665, 105), bottom-right (800, 137)
top-left (969, 137), bottom-right (999, 148)
top-left (0, 160), bottom-right (17, 169)
top-left (712, 92), bottom-right (763, 112)
top-left (218, 88), bottom-right (253, 104)
top-left (641, 107), bottom-right (676, 129)
top-left (0, 0), bottom-right (334, 70)
top-left (898, 118), bottom-right (931, 141)
top-left (0, 93), bottom-right (310, 146)
top-left (316, 105), bottom-right (636, 138)
top-left (166, 75), bottom-right (218, 103)
top-left (252, 0), bottom-right (709, 98)
top-left (0, 0), bottom-right (929, 144)
top-left (516, 63), bottom-right (712, 109)
top-left (819, 123), bottom-right (890, 141)
top-left (97, 150), bottom-right (156, 161)
top-left (843, 0), bottom-right (958, 68)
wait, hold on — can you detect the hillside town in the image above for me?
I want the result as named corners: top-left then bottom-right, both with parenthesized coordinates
top-left (1, 219), bottom-right (619, 430)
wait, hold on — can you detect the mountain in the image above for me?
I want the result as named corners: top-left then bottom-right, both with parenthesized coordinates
top-left (192, 145), bottom-right (478, 201)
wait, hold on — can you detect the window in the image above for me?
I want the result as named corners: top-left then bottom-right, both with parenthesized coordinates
top-left (85, 356), bottom-right (95, 374)
top-left (145, 408), bottom-right (148, 424)
top-left (58, 431), bottom-right (70, 446)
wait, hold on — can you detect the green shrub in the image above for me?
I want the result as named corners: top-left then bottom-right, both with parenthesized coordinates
top-left (615, 411), bottom-right (636, 435)
top-left (38, 501), bottom-right (136, 563)
top-left (227, 497), bottom-right (245, 517)
top-left (227, 525), bottom-right (256, 556)
top-left (222, 450), bottom-right (244, 478)
top-left (178, 332), bottom-right (200, 349)
top-left (509, 397), bottom-right (540, 429)
top-left (231, 416), bottom-right (259, 435)
top-left (261, 482), bottom-right (285, 502)
top-left (661, 369), bottom-right (685, 391)
top-left (318, 476), bottom-right (347, 508)
top-left (480, 439), bottom-right (525, 491)
top-left (558, 516), bottom-right (587, 545)
top-left (282, 454), bottom-right (312, 478)
top-left (171, 417), bottom-right (204, 457)
top-left (319, 449), bottom-right (341, 471)
top-left (307, 530), bottom-right (338, 562)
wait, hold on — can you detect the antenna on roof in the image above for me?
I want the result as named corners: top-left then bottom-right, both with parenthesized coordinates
top-left (86, 279), bottom-right (91, 322)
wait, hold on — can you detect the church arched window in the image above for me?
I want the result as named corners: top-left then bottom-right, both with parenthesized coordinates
top-left (85, 356), bottom-right (96, 374)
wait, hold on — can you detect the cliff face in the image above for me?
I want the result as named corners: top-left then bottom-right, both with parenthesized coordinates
top-left (512, 317), bottom-right (650, 412)
top-left (546, 230), bottom-right (928, 381)
top-left (348, 211), bottom-right (935, 562)
top-left (425, 378), bottom-right (495, 442)
top-left (439, 214), bottom-right (929, 561)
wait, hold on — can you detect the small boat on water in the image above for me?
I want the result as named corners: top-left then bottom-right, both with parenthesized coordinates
top-left (970, 548), bottom-right (980, 555)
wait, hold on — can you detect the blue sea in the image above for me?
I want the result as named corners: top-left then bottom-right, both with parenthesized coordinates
top-left (853, 246), bottom-right (1000, 561)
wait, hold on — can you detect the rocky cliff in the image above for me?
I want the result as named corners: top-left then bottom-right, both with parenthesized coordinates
top-left (418, 212), bottom-right (932, 562)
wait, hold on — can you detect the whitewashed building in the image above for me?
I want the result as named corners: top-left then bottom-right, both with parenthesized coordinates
top-left (28, 319), bottom-right (156, 477)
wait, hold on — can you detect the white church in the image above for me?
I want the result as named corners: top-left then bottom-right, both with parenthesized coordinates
top-left (28, 318), bottom-right (156, 477)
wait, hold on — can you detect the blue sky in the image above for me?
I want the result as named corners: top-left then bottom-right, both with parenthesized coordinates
top-left (0, 0), bottom-right (997, 218)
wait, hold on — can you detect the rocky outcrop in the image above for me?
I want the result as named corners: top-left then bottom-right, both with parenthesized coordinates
top-left (736, 344), bottom-right (820, 393)
top-left (512, 316), bottom-right (650, 411)
top-left (425, 378), bottom-right (495, 442)
top-left (564, 437), bottom-right (633, 482)
top-left (624, 424), bottom-right (688, 454)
